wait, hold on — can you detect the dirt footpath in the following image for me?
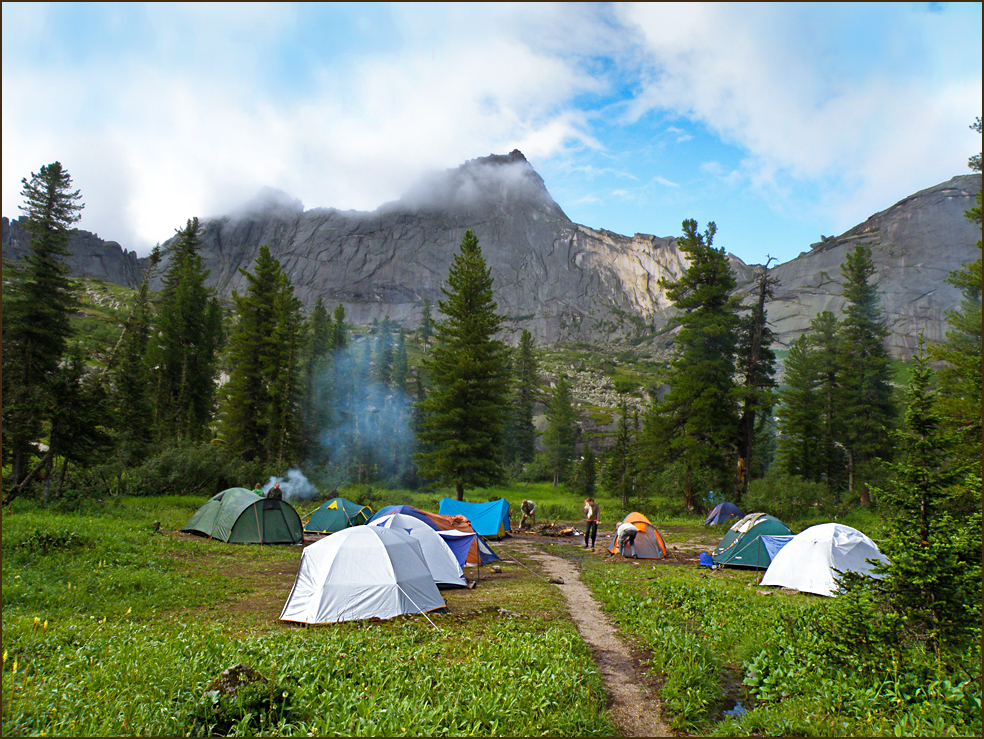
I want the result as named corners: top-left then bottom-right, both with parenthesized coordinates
top-left (501, 540), bottom-right (673, 737)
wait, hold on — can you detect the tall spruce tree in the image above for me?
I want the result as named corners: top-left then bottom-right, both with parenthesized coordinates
top-left (416, 230), bottom-right (509, 500)
top-left (776, 334), bottom-right (821, 480)
top-left (838, 244), bottom-right (895, 503)
top-left (649, 219), bottom-right (740, 510)
top-left (603, 395), bottom-right (637, 507)
top-left (222, 245), bottom-right (304, 462)
top-left (735, 267), bottom-right (779, 500)
top-left (930, 116), bottom-right (981, 468)
top-left (150, 218), bottom-right (223, 443)
top-left (542, 373), bottom-right (579, 487)
top-left (504, 329), bottom-right (538, 465)
top-left (2, 162), bottom-right (83, 486)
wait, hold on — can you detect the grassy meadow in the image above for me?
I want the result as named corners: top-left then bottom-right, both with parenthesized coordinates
top-left (3, 489), bottom-right (980, 737)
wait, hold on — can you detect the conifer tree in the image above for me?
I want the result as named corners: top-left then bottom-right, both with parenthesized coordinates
top-left (2, 162), bottom-right (83, 485)
top-left (504, 329), bottom-right (538, 465)
top-left (542, 373), bottom-right (579, 487)
top-left (604, 395), bottom-right (637, 508)
top-left (776, 334), bottom-right (821, 479)
top-left (416, 230), bottom-right (509, 500)
top-left (222, 245), bottom-right (304, 462)
top-left (837, 245), bottom-right (895, 503)
top-left (735, 267), bottom-right (779, 500)
top-left (648, 219), bottom-right (740, 510)
top-left (930, 116), bottom-right (981, 467)
top-left (808, 310), bottom-right (845, 492)
top-left (150, 217), bottom-right (223, 443)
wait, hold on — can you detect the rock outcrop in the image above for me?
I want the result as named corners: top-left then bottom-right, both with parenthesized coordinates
top-left (4, 152), bottom-right (979, 358)
top-left (761, 175), bottom-right (980, 356)
top-left (2, 215), bottom-right (145, 289)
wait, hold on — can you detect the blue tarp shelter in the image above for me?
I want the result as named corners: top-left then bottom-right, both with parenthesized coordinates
top-left (438, 498), bottom-right (511, 539)
top-left (704, 502), bottom-right (743, 526)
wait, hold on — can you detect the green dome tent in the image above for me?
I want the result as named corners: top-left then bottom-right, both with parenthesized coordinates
top-left (712, 512), bottom-right (792, 568)
top-left (304, 497), bottom-right (373, 534)
top-left (182, 488), bottom-right (303, 544)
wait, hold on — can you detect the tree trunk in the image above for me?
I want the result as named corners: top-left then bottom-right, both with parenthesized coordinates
top-left (56, 457), bottom-right (70, 496)
top-left (455, 481), bottom-right (464, 501)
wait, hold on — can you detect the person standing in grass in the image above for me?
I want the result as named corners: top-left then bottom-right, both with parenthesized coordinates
top-left (266, 482), bottom-right (282, 500)
top-left (252, 482), bottom-right (264, 496)
top-left (616, 521), bottom-right (638, 558)
top-left (583, 497), bottom-right (599, 549)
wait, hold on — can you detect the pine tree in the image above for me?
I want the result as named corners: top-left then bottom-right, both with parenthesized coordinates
top-left (416, 230), bottom-right (510, 500)
top-left (419, 299), bottom-right (434, 345)
top-left (649, 219), bottom-right (740, 510)
top-left (776, 334), bottom-right (821, 479)
top-left (150, 217), bottom-right (224, 442)
top-left (838, 245), bottom-right (895, 504)
top-left (604, 395), bottom-right (637, 508)
top-left (2, 162), bottom-right (83, 486)
top-left (870, 351), bottom-right (982, 653)
top-left (575, 446), bottom-right (597, 498)
top-left (809, 310), bottom-right (846, 493)
top-left (222, 245), bottom-right (304, 463)
top-left (542, 373), bottom-right (579, 487)
top-left (504, 329), bottom-right (538, 465)
top-left (735, 267), bottom-right (779, 501)
top-left (109, 247), bottom-right (161, 467)
top-left (930, 116), bottom-right (981, 468)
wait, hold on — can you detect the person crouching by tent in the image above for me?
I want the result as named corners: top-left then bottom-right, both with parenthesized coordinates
top-left (520, 499), bottom-right (537, 529)
top-left (616, 521), bottom-right (638, 558)
top-left (583, 497), bottom-right (599, 549)
top-left (266, 482), bottom-right (282, 500)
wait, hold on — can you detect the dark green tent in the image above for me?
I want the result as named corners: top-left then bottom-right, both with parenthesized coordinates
top-left (712, 512), bottom-right (792, 568)
top-left (182, 488), bottom-right (303, 544)
top-left (304, 497), bottom-right (373, 534)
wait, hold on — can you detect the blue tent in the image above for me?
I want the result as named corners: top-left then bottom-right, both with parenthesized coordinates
top-left (704, 501), bottom-right (743, 526)
top-left (438, 498), bottom-right (511, 539)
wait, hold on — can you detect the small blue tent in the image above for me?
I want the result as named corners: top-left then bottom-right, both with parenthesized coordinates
top-left (438, 498), bottom-right (511, 539)
top-left (705, 502), bottom-right (743, 526)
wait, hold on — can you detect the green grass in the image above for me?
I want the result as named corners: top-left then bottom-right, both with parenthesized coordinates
top-left (1, 495), bottom-right (615, 737)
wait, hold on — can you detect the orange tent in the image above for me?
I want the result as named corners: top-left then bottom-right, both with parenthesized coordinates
top-left (608, 512), bottom-right (668, 559)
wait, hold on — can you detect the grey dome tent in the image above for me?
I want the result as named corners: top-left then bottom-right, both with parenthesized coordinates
top-left (182, 488), bottom-right (303, 544)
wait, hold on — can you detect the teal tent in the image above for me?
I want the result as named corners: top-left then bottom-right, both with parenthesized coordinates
top-left (438, 498), bottom-right (511, 539)
top-left (182, 488), bottom-right (303, 544)
top-left (304, 498), bottom-right (373, 534)
top-left (711, 512), bottom-right (792, 568)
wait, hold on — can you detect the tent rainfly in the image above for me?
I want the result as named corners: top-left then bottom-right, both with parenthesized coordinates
top-left (304, 497), bottom-right (373, 534)
top-left (704, 501), bottom-right (743, 526)
top-left (367, 504), bottom-right (498, 565)
top-left (371, 513), bottom-right (466, 588)
top-left (437, 497), bottom-right (511, 538)
top-left (607, 512), bottom-right (668, 559)
top-left (182, 488), bottom-right (303, 544)
top-left (760, 523), bottom-right (889, 596)
top-left (279, 526), bottom-right (446, 624)
top-left (712, 512), bottom-right (792, 569)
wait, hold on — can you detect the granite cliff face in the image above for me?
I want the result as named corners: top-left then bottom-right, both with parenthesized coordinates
top-left (153, 151), bottom-right (719, 343)
top-left (761, 175), bottom-right (980, 356)
top-left (2, 215), bottom-right (145, 289)
top-left (4, 152), bottom-right (979, 357)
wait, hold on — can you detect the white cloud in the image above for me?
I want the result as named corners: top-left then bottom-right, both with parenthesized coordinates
top-left (618, 2), bottom-right (982, 229)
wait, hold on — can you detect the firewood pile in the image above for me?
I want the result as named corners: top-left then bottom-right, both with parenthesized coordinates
top-left (531, 521), bottom-right (576, 537)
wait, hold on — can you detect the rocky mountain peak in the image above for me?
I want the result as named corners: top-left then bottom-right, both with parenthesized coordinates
top-left (386, 149), bottom-right (569, 220)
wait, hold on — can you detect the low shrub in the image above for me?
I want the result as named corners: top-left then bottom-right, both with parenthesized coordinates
top-left (744, 471), bottom-right (832, 522)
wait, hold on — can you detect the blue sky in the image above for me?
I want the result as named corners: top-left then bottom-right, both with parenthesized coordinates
top-left (2, 3), bottom-right (980, 266)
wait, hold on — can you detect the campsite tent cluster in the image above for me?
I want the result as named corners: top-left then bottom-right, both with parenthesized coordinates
top-left (182, 491), bottom-right (508, 623)
top-left (703, 508), bottom-right (888, 596)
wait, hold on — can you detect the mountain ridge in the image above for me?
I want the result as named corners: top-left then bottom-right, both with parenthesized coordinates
top-left (2, 154), bottom-right (979, 357)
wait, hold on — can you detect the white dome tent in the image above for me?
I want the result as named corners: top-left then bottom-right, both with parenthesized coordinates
top-left (279, 526), bottom-right (445, 624)
top-left (371, 512), bottom-right (467, 589)
top-left (760, 523), bottom-right (889, 596)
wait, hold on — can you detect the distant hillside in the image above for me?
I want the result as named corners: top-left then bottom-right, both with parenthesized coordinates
top-left (3, 153), bottom-right (980, 357)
